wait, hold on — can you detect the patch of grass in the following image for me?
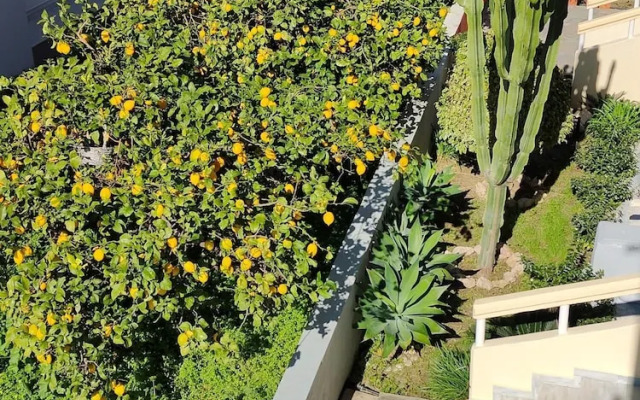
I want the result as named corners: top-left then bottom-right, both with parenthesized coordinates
top-left (508, 165), bottom-right (583, 265)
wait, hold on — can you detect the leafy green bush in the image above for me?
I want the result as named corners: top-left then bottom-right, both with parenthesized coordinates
top-left (424, 346), bottom-right (470, 400)
top-left (0, 367), bottom-right (35, 400)
top-left (174, 307), bottom-right (306, 400)
top-left (586, 97), bottom-right (640, 146)
top-left (568, 97), bottom-right (640, 245)
top-left (524, 249), bottom-right (600, 289)
top-left (571, 205), bottom-right (615, 243)
top-left (574, 136), bottom-right (636, 177)
top-left (0, 0), bottom-right (450, 396)
top-left (571, 173), bottom-right (632, 209)
top-left (435, 31), bottom-right (573, 156)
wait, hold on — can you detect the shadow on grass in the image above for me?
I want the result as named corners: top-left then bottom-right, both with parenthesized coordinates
top-left (500, 138), bottom-right (579, 244)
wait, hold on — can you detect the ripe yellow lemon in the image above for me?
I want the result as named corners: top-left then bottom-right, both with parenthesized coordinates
top-left (398, 156), bottom-right (409, 169)
top-left (307, 242), bottom-right (318, 257)
top-left (113, 382), bottom-right (125, 397)
top-left (241, 259), bottom-right (252, 271)
top-left (190, 172), bottom-right (201, 186)
top-left (220, 238), bottom-right (233, 251)
top-left (167, 237), bottom-right (178, 249)
top-left (82, 182), bottom-right (95, 196)
top-left (100, 187), bottom-right (111, 202)
top-left (259, 87), bottom-right (272, 98)
top-left (232, 142), bottom-right (244, 155)
top-left (278, 284), bottom-right (288, 295)
top-left (323, 212), bottom-right (335, 226)
top-left (123, 100), bottom-right (135, 112)
top-left (35, 215), bottom-right (47, 229)
top-left (184, 261), bottom-right (196, 273)
top-left (265, 148), bottom-right (276, 160)
top-left (197, 271), bottom-right (209, 283)
top-left (13, 249), bottom-right (24, 265)
top-left (156, 204), bottom-right (165, 217)
top-left (284, 183), bottom-right (294, 194)
top-left (131, 184), bottom-right (143, 196)
top-left (100, 30), bottom-right (110, 43)
top-left (93, 248), bottom-right (105, 262)
top-left (124, 42), bottom-right (135, 56)
top-left (56, 41), bottom-right (71, 55)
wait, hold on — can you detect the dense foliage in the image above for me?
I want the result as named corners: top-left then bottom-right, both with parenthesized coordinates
top-left (174, 307), bottom-right (306, 400)
top-left (0, 0), bottom-right (449, 398)
top-left (358, 156), bottom-right (460, 357)
top-left (571, 98), bottom-right (640, 242)
top-left (435, 32), bottom-right (574, 156)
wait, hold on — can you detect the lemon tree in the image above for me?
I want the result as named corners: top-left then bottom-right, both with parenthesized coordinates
top-left (0, 0), bottom-right (448, 397)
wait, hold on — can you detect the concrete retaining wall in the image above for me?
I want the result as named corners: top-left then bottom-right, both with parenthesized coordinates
top-left (272, 49), bottom-right (453, 400)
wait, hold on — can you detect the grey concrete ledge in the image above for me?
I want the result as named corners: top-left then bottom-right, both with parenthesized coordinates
top-left (273, 49), bottom-right (453, 400)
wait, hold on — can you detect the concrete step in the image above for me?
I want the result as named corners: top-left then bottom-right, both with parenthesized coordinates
top-left (493, 369), bottom-right (640, 400)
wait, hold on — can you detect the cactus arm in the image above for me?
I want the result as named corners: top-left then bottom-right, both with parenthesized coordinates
top-left (489, 0), bottom-right (510, 80)
top-left (509, 0), bottom-right (568, 180)
top-left (460, 0), bottom-right (491, 175)
top-left (489, 0), bottom-right (544, 185)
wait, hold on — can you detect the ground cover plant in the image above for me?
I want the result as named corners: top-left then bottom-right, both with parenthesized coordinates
top-left (0, 0), bottom-right (450, 398)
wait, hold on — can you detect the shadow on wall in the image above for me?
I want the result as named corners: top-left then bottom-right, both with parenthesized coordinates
top-left (572, 45), bottom-right (617, 108)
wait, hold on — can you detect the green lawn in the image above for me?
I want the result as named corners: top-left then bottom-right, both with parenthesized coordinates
top-left (508, 165), bottom-right (583, 265)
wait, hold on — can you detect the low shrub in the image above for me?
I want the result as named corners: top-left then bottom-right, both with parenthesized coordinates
top-left (571, 173), bottom-right (632, 210)
top-left (0, 0), bottom-right (450, 397)
top-left (586, 97), bottom-right (640, 146)
top-left (524, 249), bottom-right (600, 289)
top-left (435, 31), bottom-right (573, 156)
top-left (424, 346), bottom-right (470, 400)
top-left (174, 307), bottom-right (306, 400)
top-left (571, 205), bottom-right (616, 243)
top-left (568, 97), bottom-right (640, 246)
top-left (574, 136), bottom-right (636, 178)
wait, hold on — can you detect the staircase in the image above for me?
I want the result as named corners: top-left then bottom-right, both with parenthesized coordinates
top-left (493, 369), bottom-right (640, 400)
top-left (469, 275), bottom-right (640, 400)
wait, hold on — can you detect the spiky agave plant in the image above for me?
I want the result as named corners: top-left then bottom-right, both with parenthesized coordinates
top-left (458, 0), bottom-right (569, 270)
top-left (402, 156), bottom-right (463, 222)
top-left (371, 217), bottom-right (461, 282)
top-left (358, 262), bottom-right (451, 357)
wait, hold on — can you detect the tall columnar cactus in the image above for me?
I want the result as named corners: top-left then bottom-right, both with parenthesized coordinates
top-left (457, 0), bottom-right (568, 270)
